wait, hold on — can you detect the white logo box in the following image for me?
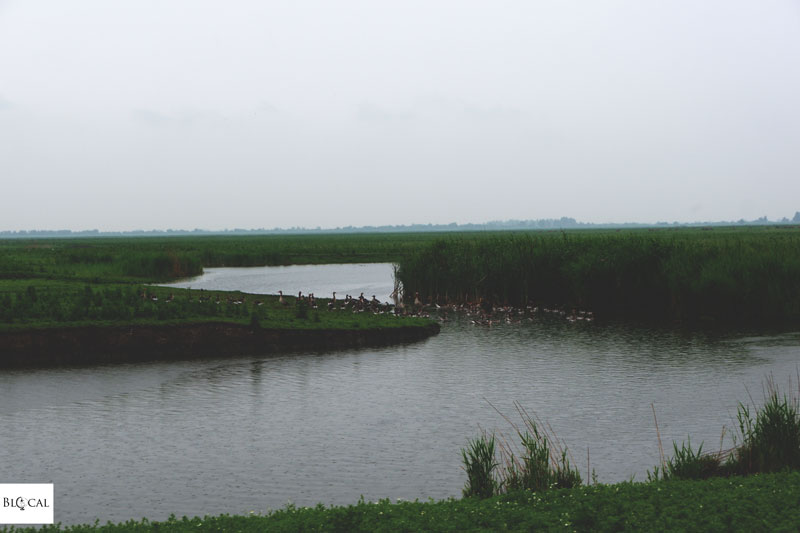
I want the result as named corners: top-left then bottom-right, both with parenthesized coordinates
top-left (0, 484), bottom-right (54, 525)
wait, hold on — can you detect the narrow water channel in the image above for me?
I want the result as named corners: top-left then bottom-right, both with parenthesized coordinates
top-left (1, 264), bottom-right (798, 525)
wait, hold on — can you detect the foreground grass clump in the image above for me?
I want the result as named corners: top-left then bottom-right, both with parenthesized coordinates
top-left (396, 226), bottom-right (800, 326)
top-left (652, 379), bottom-right (800, 481)
top-left (461, 432), bottom-right (498, 498)
top-left (653, 439), bottom-right (723, 481)
top-left (4, 472), bottom-right (800, 532)
top-left (462, 403), bottom-right (582, 499)
top-left (731, 385), bottom-right (800, 475)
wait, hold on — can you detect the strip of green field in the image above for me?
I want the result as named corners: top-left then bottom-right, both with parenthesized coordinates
top-left (0, 233), bottom-right (446, 283)
top-left (396, 225), bottom-right (800, 326)
top-left (0, 280), bottom-right (429, 331)
top-left (0, 233), bottom-right (446, 330)
top-left (4, 472), bottom-right (799, 532)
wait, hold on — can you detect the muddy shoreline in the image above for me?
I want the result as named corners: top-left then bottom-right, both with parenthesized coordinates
top-left (0, 322), bottom-right (441, 368)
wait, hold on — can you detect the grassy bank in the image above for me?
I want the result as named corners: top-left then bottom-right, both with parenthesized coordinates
top-left (0, 280), bottom-right (429, 331)
top-left (3, 472), bottom-right (799, 532)
top-left (396, 226), bottom-right (800, 326)
top-left (0, 233), bottom-right (441, 336)
top-left (0, 275), bottom-right (437, 366)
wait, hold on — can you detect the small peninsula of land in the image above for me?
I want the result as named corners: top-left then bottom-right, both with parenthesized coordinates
top-left (0, 233), bottom-right (446, 366)
top-left (0, 281), bottom-right (439, 367)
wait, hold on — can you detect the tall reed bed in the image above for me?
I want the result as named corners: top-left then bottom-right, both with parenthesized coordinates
top-left (397, 227), bottom-right (800, 325)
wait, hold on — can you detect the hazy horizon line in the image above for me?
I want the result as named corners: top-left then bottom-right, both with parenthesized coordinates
top-left (3, 213), bottom-right (799, 237)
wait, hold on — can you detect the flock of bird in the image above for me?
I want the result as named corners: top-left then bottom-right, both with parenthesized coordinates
top-left (141, 287), bottom-right (595, 327)
top-left (281, 290), bottom-right (389, 313)
top-left (278, 288), bottom-right (595, 327)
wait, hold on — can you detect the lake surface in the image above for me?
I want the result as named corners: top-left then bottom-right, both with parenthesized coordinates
top-left (2, 264), bottom-right (800, 525)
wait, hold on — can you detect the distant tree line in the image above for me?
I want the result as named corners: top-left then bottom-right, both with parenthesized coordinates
top-left (2, 213), bottom-right (799, 239)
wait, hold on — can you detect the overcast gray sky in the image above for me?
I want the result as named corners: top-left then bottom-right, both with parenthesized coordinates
top-left (1, 1), bottom-right (799, 231)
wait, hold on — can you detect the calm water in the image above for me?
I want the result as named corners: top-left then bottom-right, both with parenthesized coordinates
top-left (2, 264), bottom-right (800, 525)
top-left (161, 263), bottom-right (398, 303)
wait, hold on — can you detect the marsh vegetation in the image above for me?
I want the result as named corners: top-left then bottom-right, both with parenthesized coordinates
top-left (396, 226), bottom-right (800, 326)
top-left (5, 225), bottom-right (798, 330)
top-left (0, 234), bottom-right (440, 332)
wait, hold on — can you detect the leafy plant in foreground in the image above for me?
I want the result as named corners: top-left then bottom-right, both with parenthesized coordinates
top-left (651, 438), bottom-right (722, 481)
top-left (497, 403), bottom-right (582, 492)
top-left (461, 432), bottom-right (498, 498)
top-left (463, 402), bottom-right (581, 498)
top-left (729, 379), bottom-right (800, 475)
top-left (651, 377), bottom-right (800, 481)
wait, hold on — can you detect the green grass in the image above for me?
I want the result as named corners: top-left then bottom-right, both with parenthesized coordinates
top-left (396, 225), bottom-right (800, 326)
top-left (461, 432), bottom-right (498, 498)
top-left (5, 226), bottom-right (799, 327)
top-left (0, 233), bottom-right (445, 331)
top-left (462, 403), bottom-right (583, 499)
top-left (731, 387), bottom-right (800, 474)
top-left (4, 472), bottom-right (800, 532)
top-left (3, 225), bottom-right (799, 330)
top-left (650, 439), bottom-right (723, 481)
top-left (0, 280), bottom-right (430, 332)
top-left (0, 233), bottom-right (447, 283)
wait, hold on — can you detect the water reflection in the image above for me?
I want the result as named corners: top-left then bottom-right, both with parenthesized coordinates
top-left (1, 264), bottom-right (799, 525)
